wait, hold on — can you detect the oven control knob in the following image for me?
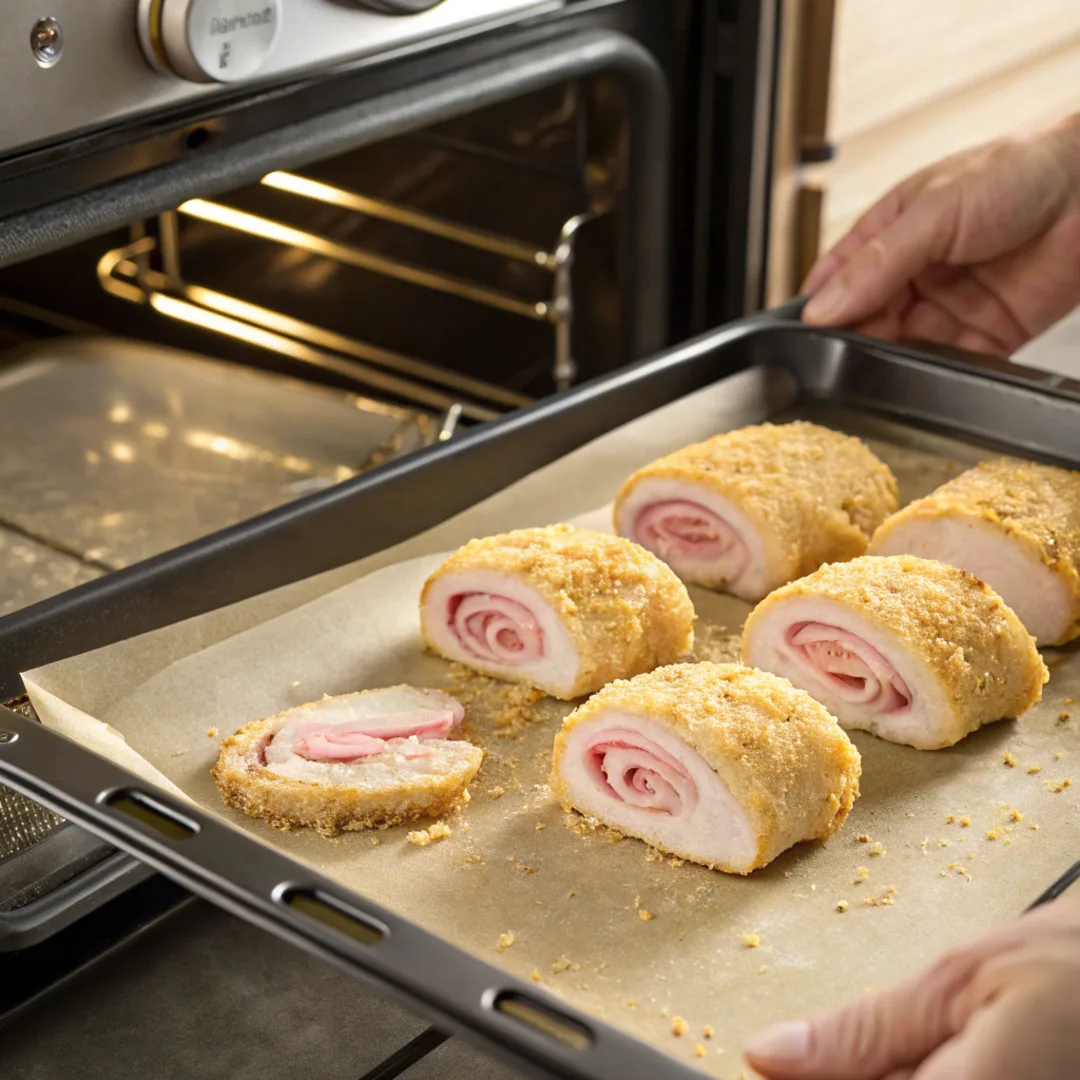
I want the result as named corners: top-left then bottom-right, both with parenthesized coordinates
top-left (352, 1), bottom-right (447, 11)
top-left (138, 0), bottom-right (282, 84)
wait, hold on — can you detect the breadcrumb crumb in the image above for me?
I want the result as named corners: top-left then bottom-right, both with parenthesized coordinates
top-left (551, 956), bottom-right (575, 974)
top-left (759, 965), bottom-right (769, 974)
top-left (638, 909), bottom-right (655, 922)
top-left (207, 727), bottom-right (218, 738)
top-left (959, 816), bottom-right (971, 827)
top-left (489, 785), bottom-right (507, 799)
top-left (945, 813), bottom-right (955, 823)
top-left (703, 1026), bottom-right (715, 1039)
top-left (671, 1016), bottom-right (689, 1037)
top-left (530, 969), bottom-right (543, 983)
top-left (857, 834), bottom-right (870, 843)
top-left (1003, 752), bottom-right (1017, 767)
top-left (1009, 808), bottom-right (1024, 822)
top-left (869, 841), bottom-right (885, 856)
top-left (694, 1044), bottom-right (706, 1058)
top-left (496, 932), bottom-right (515, 953)
top-left (1046, 778), bottom-right (1072, 793)
top-left (986, 827), bottom-right (1003, 841)
top-left (856, 867), bottom-right (870, 880)
top-left (407, 822), bottom-right (452, 846)
top-left (1028, 765), bottom-right (1043, 775)
top-left (742, 934), bottom-right (761, 948)
top-left (836, 900), bottom-right (850, 912)
top-left (1031, 823), bottom-right (1041, 831)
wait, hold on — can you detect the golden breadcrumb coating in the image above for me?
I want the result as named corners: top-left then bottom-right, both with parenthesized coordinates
top-left (615, 421), bottom-right (898, 589)
top-left (212, 709), bottom-right (483, 837)
top-left (421, 525), bottom-right (695, 699)
top-left (871, 458), bottom-right (1080, 643)
top-left (744, 555), bottom-right (1048, 744)
top-left (550, 662), bottom-right (861, 873)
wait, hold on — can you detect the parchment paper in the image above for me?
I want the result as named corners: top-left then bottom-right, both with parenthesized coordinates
top-left (23, 367), bottom-right (1080, 1078)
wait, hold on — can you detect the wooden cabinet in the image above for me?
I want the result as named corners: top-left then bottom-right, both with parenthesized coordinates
top-left (767, 0), bottom-right (1080, 305)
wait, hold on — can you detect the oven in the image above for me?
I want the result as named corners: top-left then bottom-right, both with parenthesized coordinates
top-left (0, 2), bottom-right (783, 1077)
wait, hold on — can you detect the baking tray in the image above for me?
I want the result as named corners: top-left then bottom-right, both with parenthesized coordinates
top-left (1, 316), bottom-right (1080, 1080)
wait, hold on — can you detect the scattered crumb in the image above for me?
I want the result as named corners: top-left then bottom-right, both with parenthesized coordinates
top-left (1067, 698), bottom-right (1076, 706)
top-left (638, 909), bottom-right (655, 922)
top-left (959, 816), bottom-right (971, 828)
top-left (530, 969), bottom-right (543, 983)
top-left (856, 867), bottom-right (870, 880)
top-left (1003, 752), bottom-right (1017, 767)
top-left (489, 785), bottom-right (507, 800)
top-left (703, 1026), bottom-right (715, 1040)
top-left (668, 856), bottom-right (686, 868)
top-left (986, 827), bottom-right (1003, 841)
top-left (694, 1044), bottom-right (707, 1058)
top-left (1028, 765), bottom-right (1043, 775)
top-left (940, 838), bottom-right (951, 847)
top-left (1056, 752), bottom-right (1064, 761)
top-left (626, 999), bottom-right (637, 1008)
top-left (1009, 808), bottom-right (1024, 822)
top-left (1031, 823), bottom-right (1041, 831)
top-left (904, 811), bottom-right (916, 819)
top-left (551, 956), bottom-right (575, 975)
top-left (408, 822), bottom-right (452, 846)
top-left (869, 841), bottom-right (885, 857)
top-left (1046, 778), bottom-right (1072, 793)
top-left (514, 861), bottom-right (539, 874)
top-left (945, 813), bottom-right (955, 824)
top-left (863, 885), bottom-right (897, 907)
top-left (857, 834), bottom-right (870, 843)
top-left (671, 1016), bottom-right (689, 1037)
top-left (207, 727), bottom-right (218, 738)
top-left (370, 836), bottom-right (382, 847)
top-left (568, 890), bottom-right (576, 898)
top-left (920, 837), bottom-right (930, 856)
top-left (291, 680), bottom-right (301, 688)
top-left (742, 934), bottom-right (761, 948)
top-left (496, 932), bottom-right (515, 953)
top-left (465, 853), bottom-right (484, 864)
top-left (759, 965), bottom-right (768, 974)
top-left (173, 749), bottom-right (186, 757)
top-left (1059, 713), bottom-right (1072, 724)
top-left (660, 1008), bottom-right (669, 1019)
top-left (945, 862), bottom-right (972, 881)
top-left (836, 900), bottom-right (850, 913)
top-left (535, 822), bottom-right (546, 830)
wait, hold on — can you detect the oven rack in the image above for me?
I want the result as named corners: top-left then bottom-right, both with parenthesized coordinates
top-left (98, 170), bottom-right (604, 422)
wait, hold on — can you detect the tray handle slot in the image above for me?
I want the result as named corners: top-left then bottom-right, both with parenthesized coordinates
top-left (101, 789), bottom-right (200, 842)
top-left (278, 886), bottom-right (388, 947)
top-left (490, 991), bottom-right (594, 1052)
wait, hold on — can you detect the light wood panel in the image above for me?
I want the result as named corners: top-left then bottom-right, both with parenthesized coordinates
top-left (829, 0), bottom-right (1080, 142)
top-left (812, 38), bottom-right (1080, 251)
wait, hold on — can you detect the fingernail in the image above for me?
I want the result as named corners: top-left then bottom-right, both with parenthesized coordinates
top-left (744, 1019), bottom-right (812, 1064)
top-left (803, 277), bottom-right (848, 323)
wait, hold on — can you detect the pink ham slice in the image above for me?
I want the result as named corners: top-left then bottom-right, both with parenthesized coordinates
top-left (584, 727), bottom-right (699, 817)
top-left (633, 500), bottom-right (750, 583)
top-left (264, 687), bottom-right (467, 772)
top-left (786, 623), bottom-right (910, 713)
top-left (293, 708), bottom-right (460, 763)
top-left (449, 593), bottom-right (544, 666)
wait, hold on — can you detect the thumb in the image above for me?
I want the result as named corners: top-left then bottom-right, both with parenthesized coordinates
top-left (802, 188), bottom-right (955, 328)
top-left (743, 947), bottom-right (980, 1080)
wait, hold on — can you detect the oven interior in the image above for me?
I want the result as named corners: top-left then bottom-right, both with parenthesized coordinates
top-left (0, 77), bottom-right (645, 927)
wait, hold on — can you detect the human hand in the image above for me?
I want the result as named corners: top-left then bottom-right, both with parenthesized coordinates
top-left (801, 112), bottom-right (1080, 355)
top-left (743, 889), bottom-right (1080, 1080)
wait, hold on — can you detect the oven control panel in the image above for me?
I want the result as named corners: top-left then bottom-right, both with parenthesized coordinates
top-left (1, 0), bottom-right (561, 160)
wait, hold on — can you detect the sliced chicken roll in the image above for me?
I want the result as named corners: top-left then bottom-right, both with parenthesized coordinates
top-left (742, 556), bottom-right (1048, 750)
top-left (550, 662), bottom-right (860, 874)
top-left (614, 421), bottom-right (898, 602)
top-left (213, 686), bottom-right (482, 836)
top-left (869, 459), bottom-right (1080, 645)
top-left (420, 525), bottom-right (695, 700)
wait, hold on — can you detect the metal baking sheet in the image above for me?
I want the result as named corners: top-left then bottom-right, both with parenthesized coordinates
top-left (5, 349), bottom-right (1080, 1079)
